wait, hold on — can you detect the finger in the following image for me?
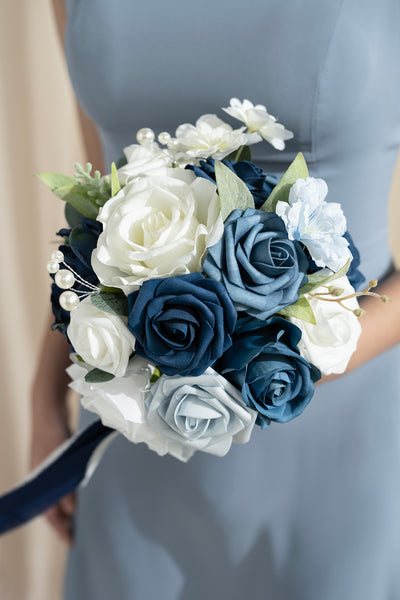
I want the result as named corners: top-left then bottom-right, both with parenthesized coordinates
top-left (45, 504), bottom-right (74, 545)
top-left (59, 492), bottom-right (76, 516)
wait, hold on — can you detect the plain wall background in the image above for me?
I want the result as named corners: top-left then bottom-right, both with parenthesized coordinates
top-left (0, 1), bottom-right (399, 598)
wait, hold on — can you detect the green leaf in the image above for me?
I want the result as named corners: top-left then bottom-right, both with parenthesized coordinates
top-left (150, 366), bottom-right (162, 383)
top-left (37, 173), bottom-right (100, 220)
top-left (91, 292), bottom-right (129, 316)
top-left (85, 368), bottom-right (115, 383)
top-left (214, 160), bottom-right (255, 221)
top-left (65, 203), bottom-right (84, 228)
top-left (36, 172), bottom-right (75, 191)
top-left (225, 145), bottom-right (252, 162)
top-left (278, 296), bottom-right (316, 324)
top-left (299, 259), bottom-right (351, 295)
top-left (260, 152), bottom-right (309, 213)
top-left (100, 285), bottom-right (124, 294)
top-left (111, 162), bottom-right (121, 197)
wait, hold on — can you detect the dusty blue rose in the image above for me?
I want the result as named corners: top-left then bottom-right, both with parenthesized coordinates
top-left (217, 316), bottom-right (320, 428)
top-left (189, 158), bottom-right (278, 207)
top-left (127, 272), bottom-right (236, 376)
top-left (203, 208), bottom-right (308, 320)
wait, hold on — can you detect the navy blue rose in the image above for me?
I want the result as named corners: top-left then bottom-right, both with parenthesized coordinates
top-left (217, 316), bottom-right (320, 428)
top-left (127, 272), bottom-right (237, 376)
top-left (51, 218), bottom-right (102, 337)
top-left (343, 232), bottom-right (365, 290)
top-left (189, 158), bottom-right (278, 208)
top-left (203, 208), bottom-right (308, 320)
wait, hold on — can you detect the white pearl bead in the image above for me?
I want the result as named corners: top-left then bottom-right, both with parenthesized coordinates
top-left (59, 291), bottom-right (80, 311)
top-left (55, 269), bottom-right (75, 289)
top-left (158, 131), bottom-right (171, 146)
top-left (136, 128), bottom-right (155, 145)
top-left (51, 250), bottom-right (64, 263)
top-left (47, 260), bottom-right (60, 274)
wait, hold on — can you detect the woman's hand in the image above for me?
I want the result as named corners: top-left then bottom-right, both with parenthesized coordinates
top-left (31, 315), bottom-right (76, 544)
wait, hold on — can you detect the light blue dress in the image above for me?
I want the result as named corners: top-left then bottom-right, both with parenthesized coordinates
top-left (64, 1), bottom-right (400, 598)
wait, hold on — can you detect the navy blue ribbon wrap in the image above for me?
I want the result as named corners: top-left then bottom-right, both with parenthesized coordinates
top-left (0, 420), bottom-right (113, 535)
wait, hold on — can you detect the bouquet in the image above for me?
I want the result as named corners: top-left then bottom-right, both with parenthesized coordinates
top-left (0, 98), bottom-right (389, 534)
top-left (41, 98), bottom-right (380, 462)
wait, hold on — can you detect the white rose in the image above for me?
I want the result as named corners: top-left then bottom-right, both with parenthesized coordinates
top-left (175, 114), bottom-right (261, 160)
top-left (117, 143), bottom-right (171, 184)
top-left (289, 275), bottom-right (362, 375)
top-left (223, 98), bottom-right (294, 150)
top-left (92, 168), bottom-right (223, 294)
top-left (67, 297), bottom-right (135, 377)
top-left (67, 357), bottom-right (175, 458)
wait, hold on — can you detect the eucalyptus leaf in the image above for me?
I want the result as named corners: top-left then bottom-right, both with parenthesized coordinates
top-left (111, 162), bottom-right (121, 197)
top-left (225, 145), bottom-right (252, 162)
top-left (299, 259), bottom-right (351, 295)
top-left (38, 172), bottom-right (100, 220)
top-left (260, 152), bottom-right (309, 213)
top-left (85, 368), bottom-right (115, 383)
top-left (278, 296), bottom-right (316, 324)
top-left (65, 203), bottom-right (85, 229)
top-left (91, 292), bottom-right (129, 316)
top-left (36, 172), bottom-right (75, 191)
top-left (214, 160), bottom-right (255, 221)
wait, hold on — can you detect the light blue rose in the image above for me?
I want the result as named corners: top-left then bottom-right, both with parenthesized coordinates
top-left (146, 369), bottom-right (256, 457)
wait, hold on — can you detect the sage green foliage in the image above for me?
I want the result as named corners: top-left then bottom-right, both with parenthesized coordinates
top-left (37, 163), bottom-right (111, 220)
top-left (225, 145), bottom-right (252, 162)
top-left (299, 259), bottom-right (351, 295)
top-left (85, 368), bottom-right (115, 383)
top-left (260, 152), bottom-right (309, 213)
top-left (214, 160), bottom-right (255, 221)
top-left (111, 162), bottom-right (121, 197)
top-left (278, 295), bottom-right (316, 325)
top-left (279, 260), bottom-right (351, 324)
top-left (65, 203), bottom-right (85, 229)
top-left (91, 292), bottom-right (129, 317)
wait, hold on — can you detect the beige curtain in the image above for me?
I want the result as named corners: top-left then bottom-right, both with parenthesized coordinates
top-left (0, 2), bottom-right (399, 599)
top-left (0, 1), bottom-right (85, 599)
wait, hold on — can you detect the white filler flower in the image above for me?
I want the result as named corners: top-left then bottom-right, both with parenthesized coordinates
top-left (92, 168), bottom-right (223, 294)
top-left (223, 98), bottom-right (293, 150)
top-left (117, 143), bottom-right (171, 184)
top-left (289, 275), bottom-right (362, 375)
top-left (67, 297), bottom-right (135, 377)
top-left (276, 177), bottom-right (352, 272)
top-left (175, 114), bottom-right (261, 160)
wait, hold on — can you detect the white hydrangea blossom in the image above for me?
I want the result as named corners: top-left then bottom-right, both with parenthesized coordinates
top-left (276, 177), bottom-right (352, 271)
